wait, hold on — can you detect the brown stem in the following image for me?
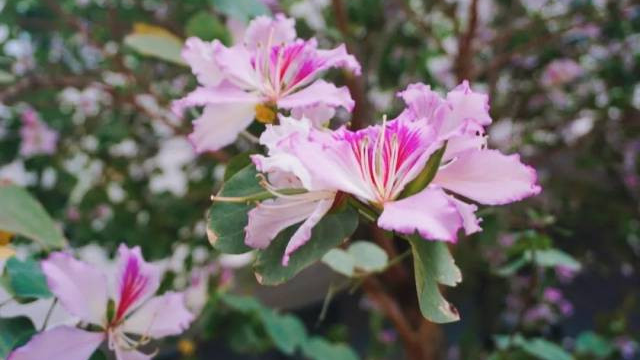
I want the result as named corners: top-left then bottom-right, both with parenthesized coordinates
top-left (455, 0), bottom-right (479, 82)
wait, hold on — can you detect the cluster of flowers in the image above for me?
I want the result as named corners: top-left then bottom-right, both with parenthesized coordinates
top-left (174, 15), bottom-right (541, 265)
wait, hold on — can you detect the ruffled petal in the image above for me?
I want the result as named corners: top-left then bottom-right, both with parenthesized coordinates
top-left (277, 80), bottom-right (354, 112)
top-left (8, 326), bottom-right (104, 360)
top-left (450, 197), bottom-right (482, 235)
top-left (121, 292), bottom-right (193, 338)
top-left (440, 80), bottom-right (492, 135)
top-left (396, 83), bottom-right (445, 123)
top-left (171, 84), bottom-right (261, 116)
top-left (244, 14), bottom-right (297, 50)
top-left (290, 103), bottom-right (336, 127)
top-left (113, 245), bottom-right (162, 321)
top-left (189, 102), bottom-right (257, 152)
top-left (282, 198), bottom-right (334, 265)
top-left (213, 43), bottom-right (260, 90)
top-left (378, 187), bottom-right (462, 242)
top-left (182, 38), bottom-right (223, 87)
top-left (433, 149), bottom-right (541, 205)
top-left (441, 120), bottom-right (487, 161)
top-left (315, 44), bottom-right (361, 75)
top-left (41, 252), bottom-right (108, 325)
top-left (245, 196), bottom-right (329, 249)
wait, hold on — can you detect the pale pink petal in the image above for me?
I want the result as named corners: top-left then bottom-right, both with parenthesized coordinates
top-left (41, 252), bottom-right (108, 325)
top-left (315, 44), bottom-right (361, 75)
top-left (252, 153), bottom-right (312, 190)
top-left (245, 197), bottom-right (326, 249)
top-left (282, 198), bottom-right (334, 265)
top-left (396, 83), bottom-right (444, 123)
top-left (171, 84), bottom-right (261, 116)
top-left (290, 103), bottom-right (336, 127)
top-left (244, 14), bottom-right (297, 50)
top-left (277, 80), bottom-right (354, 112)
top-left (113, 245), bottom-right (162, 321)
top-left (433, 149), bottom-right (541, 205)
top-left (378, 187), bottom-right (462, 242)
top-left (442, 120), bottom-right (487, 161)
top-left (182, 38), bottom-right (223, 87)
top-left (213, 44), bottom-right (259, 90)
top-left (8, 326), bottom-right (104, 360)
top-left (121, 292), bottom-right (193, 338)
top-left (189, 102), bottom-right (257, 152)
top-left (450, 197), bottom-right (482, 235)
top-left (440, 80), bottom-right (492, 135)
top-left (114, 347), bottom-right (152, 360)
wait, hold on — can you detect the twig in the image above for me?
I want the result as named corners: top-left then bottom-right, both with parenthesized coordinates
top-left (41, 298), bottom-right (58, 331)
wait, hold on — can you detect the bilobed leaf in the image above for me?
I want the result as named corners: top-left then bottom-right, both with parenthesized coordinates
top-left (3, 257), bottom-right (52, 300)
top-left (0, 184), bottom-right (66, 251)
top-left (302, 337), bottom-right (359, 360)
top-left (408, 236), bottom-right (461, 323)
top-left (211, 0), bottom-right (270, 22)
top-left (185, 11), bottom-right (231, 44)
top-left (525, 248), bottom-right (581, 271)
top-left (519, 338), bottom-right (574, 360)
top-left (207, 165), bottom-right (262, 254)
top-left (0, 317), bottom-right (36, 359)
top-left (259, 310), bottom-right (307, 355)
top-left (253, 207), bottom-right (358, 285)
top-left (321, 249), bottom-right (355, 277)
top-left (348, 241), bottom-right (388, 273)
top-left (124, 23), bottom-right (185, 65)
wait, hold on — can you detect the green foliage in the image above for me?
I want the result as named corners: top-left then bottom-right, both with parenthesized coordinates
top-left (123, 24), bottom-right (186, 65)
top-left (207, 165), bottom-right (262, 254)
top-left (408, 236), bottom-right (461, 323)
top-left (575, 331), bottom-right (615, 358)
top-left (0, 317), bottom-right (36, 359)
top-left (494, 335), bottom-right (574, 360)
top-left (253, 207), bottom-right (359, 285)
top-left (2, 257), bottom-right (52, 300)
top-left (0, 184), bottom-right (66, 251)
top-left (302, 337), bottom-right (360, 360)
top-left (185, 11), bottom-right (231, 44)
top-left (211, 0), bottom-right (270, 22)
top-left (321, 241), bottom-right (388, 277)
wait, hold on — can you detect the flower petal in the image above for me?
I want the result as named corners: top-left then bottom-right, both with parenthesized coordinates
top-left (114, 347), bottom-right (152, 360)
top-left (245, 196), bottom-right (328, 249)
top-left (113, 245), bottom-right (162, 321)
top-left (433, 149), bottom-right (541, 205)
top-left (315, 44), bottom-right (361, 75)
top-left (213, 44), bottom-right (259, 90)
top-left (378, 187), bottom-right (462, 242)
top-left (450, 197), bottom-right (482, 235)
top-left (396, 83), bottom-right (444, 123)
top-left (277, 80), bottom-right (354, 112)
top-left (8, 326), bottom-right (104, 360)
top-left (171, 84), bottom-right (261, 116)
top-left (244, 14), bottom-right (297, 50)
top-left (189, 102), bottom-right (257, 152)
top-left (121, 292), bottom-right (193, 338)
top-left (182, 38), bottom-right (223, 87)
top-left (290, 103), bottom-right (336, 127)
top-left (41, 252), bottom-right (108, 325)
top-left (440, 80), bottom-right (492, 135)
top-left (282, 198), bottom-right (334, 266)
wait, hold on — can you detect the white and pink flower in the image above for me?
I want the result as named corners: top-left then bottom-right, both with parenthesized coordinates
top-left (19, 109), bottom-right (58, 157)
top-left (172, 14), bottom-right (360, 153)
top-left (241, 81), bottom-right (541, 264)
top-left (9, 245), bottom-right (193, 360)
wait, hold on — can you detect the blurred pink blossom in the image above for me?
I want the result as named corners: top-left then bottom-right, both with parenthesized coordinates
top-left (19, 109), bottom-right (58, 157)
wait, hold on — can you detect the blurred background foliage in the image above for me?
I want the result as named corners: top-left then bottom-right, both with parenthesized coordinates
top-left (0, 0), bottom-right (639, 359)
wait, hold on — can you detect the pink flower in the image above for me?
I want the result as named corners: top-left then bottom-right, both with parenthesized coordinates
top-left (19, 109), bottom-right (58, 157)
top-left (172, 14), bottom-right (360, 153)
top-left (9, 245), bottom-right (194, 360)
top-left (541, 59), bottom-right (583, 87)
top-left (242, 82), bottom-right (540, 264)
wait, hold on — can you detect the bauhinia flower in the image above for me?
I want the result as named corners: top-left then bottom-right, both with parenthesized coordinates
top-left (9, 245), bottom-right (194, 360)
top-left (19, 108), bottom-right (58, 157)
top-left (172, 14), bottom-right (361, 153)
top-left (240, 82), bottom-right (540, 264)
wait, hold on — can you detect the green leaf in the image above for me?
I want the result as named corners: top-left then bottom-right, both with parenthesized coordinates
top-left (223, 153), bottom-right (253, 182)
top-left (0, 70), bottom-right (15, 84)
top-left (207, 165), bottom-right (262, 254)
top-left (524, 248), bottom-right (581, 271)
top-left (302, 337), bottom-right (359, 360)
top-left (211, 0), bottom-right (270, 22)
top-left (575, 332), bottom-right (615, 358)
top-left (321, 249), bottom-right (355, 277)
top-left (348, 241), bottom-right (388, 273)
top-left (519, 338), bottom-right (574, 360)
top-left (219, 292), bottom-right (264, 313)
top-left (254, 207), bottom-right (358, 285)
top-left (88, 350), bottom-right (108, 360)
top-left (3, 257), bottom-right (52, 300)
top-left (0, 184), bottom-right (67, 251)
top-left (124, 23), bottom-right (185, 66)
top-left (0, 317), bottom-right (36, 359)
top-left (407, 236), bottom-right (461, 323)
top-left (185, 11), bottom-right (231, 44)
top-left (259, 310), bottom-right (307, 355)
top-left (495, 256), bottom-right (527, 277)
top-left (400, 144), bottom-right (446, 198)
